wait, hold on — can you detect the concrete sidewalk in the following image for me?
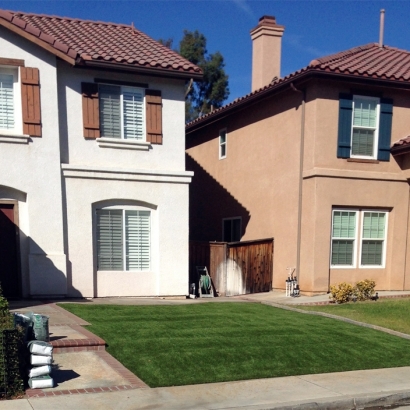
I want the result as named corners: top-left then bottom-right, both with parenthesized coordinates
top-left (5, 291), bottom-right (410, 409)
top-left (3, 367), bottom-right (410, 409)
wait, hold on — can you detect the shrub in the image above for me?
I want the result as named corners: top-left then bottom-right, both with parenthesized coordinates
top-left (354, 279), bottom-right (376, 301)
top-left (330, 279), bottom-right (377, 304)
top-left (0, 283), bottom-right (25, 399)
top-left (329, 282), bottom-right (354, 304)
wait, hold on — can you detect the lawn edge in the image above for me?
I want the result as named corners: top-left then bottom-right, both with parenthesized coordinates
top-left (263, 301), bottom-right (410, 341)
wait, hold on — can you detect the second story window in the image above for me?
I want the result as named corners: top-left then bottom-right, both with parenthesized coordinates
top-left (337, 93), bottom-right (392, 161)
top-left (351, 96), bottom-right (379, 158)
top-left (219, 128), bottom-right (227, 159)
top-left (99, 85), bottom-right (145, 140)
top-left (82, 82), bottom-right (163, 144)
top-left (0, 72), bottom-right (15, 131)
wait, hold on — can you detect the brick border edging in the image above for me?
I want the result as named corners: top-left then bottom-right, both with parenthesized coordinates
top-left (26, 350), bottom-right (148, 398)
top-left (25, 303), bottom-right (148, 398)
top-left (48, 302), bottom-right (90, 326)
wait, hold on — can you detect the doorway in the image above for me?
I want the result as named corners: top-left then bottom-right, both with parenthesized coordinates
top-left (0, 203), bottom-right (20, 297)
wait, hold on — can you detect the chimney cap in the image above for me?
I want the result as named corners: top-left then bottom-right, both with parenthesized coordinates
top-left (258, 15), bottom-right (277, 26)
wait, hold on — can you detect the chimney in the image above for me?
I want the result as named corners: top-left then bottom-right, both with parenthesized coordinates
top-left (250, 15), bottom-right (285, 91)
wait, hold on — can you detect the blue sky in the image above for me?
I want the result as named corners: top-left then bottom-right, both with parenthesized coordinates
top-left (1, 1), bottom-right (409, 103)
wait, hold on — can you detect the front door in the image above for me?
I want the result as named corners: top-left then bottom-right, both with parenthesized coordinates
top-left (0, 204), bottom-right (19, 297)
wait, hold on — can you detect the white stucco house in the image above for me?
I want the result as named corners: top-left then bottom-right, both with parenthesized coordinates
top-left (0, 9), bottom-right (201, 298)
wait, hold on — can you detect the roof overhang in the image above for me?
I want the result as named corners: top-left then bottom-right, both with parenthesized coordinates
top-left (186, 69), bottom-right (410, 134)
top-left (0, 16), bottom-right (77, 65)
top-left (77, 60), bottom-right (203, 81)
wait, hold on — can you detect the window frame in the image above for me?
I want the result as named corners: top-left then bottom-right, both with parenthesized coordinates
top-left (222, 217), bottom-right (241, 242)
top-left (330, 208), bottom-right (388, 269)
top-left (96, 206), bottom-right (151, 272)
top-left (98, 83), bottom-right (146, 141)
top-left (219, 128), bottom-right (227, 159)
top-left (0, 66), bottom-right (22, 135)
top-left (350, 95), bottom-right (380, 160)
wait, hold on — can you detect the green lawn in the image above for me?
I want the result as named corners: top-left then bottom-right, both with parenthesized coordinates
top-left (298, 298), bottom-right (410, 334)
top-left (59, 302), bottom-right (410, 387)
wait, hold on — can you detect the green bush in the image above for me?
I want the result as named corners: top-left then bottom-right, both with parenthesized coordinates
top-left (330, 279), bottom-right (376, 304)
top-left (0, 284), bottom-right (25, 399)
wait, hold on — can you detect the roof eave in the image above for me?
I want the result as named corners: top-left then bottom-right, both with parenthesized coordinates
top-left (186, 69), bottom-right (410, 133)
top-left (391, 145), bottom-right (410, 156)
top-left (0, 17), bottom-right (77, 66)
top-left (78, 60), bottom-right (203, 81)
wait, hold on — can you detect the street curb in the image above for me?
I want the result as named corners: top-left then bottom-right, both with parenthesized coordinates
top-left (237, 390), bottom-right (410, 409)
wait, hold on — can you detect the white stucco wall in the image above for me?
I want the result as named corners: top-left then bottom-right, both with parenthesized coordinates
top-left (0, 27), bottom-right (67, 297)
top-left (63, 166), bottom-right (192, 297)
top-left (0, 28), bottom-right (192, 298)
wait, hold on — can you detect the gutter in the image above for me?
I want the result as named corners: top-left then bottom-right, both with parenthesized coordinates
top-left (78, 60), bottom-right (203, 81)
top-left (290, 83), bottom-right (306, 288)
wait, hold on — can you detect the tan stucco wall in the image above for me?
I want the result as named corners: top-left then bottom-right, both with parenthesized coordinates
top-left (187, 78), bottom-right (410, 293)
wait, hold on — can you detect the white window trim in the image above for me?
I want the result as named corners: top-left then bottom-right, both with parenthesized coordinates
top-left (99, 84), bottom-right (146, 141)
top-left (219, 128), bottom-right (227, 159)
top-left (330, 208), bottom-right (388, 269)
top-left (96, 205), bottom-right (151, 272)
top-left (350, 95), bottom-right (380, 160)
top-left (330, 209), bottom-right (358, 269)
top-left (0, 66), bottom-right (23, 137)
top-left (358, 210), bottom-right (388, 269)
top-left (222, 216), bottom-right (241, 242)
top-left (96, 137), bottom-right (150, 151)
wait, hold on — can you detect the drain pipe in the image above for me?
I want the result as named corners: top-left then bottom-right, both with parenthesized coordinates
top-left (290, 83), bottom-right (305, 289)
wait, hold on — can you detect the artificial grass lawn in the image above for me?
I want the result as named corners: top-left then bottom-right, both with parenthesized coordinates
top-left (298, 298), bottom-right (410, 334)
top-left (59, 302), bottom-right (410, 387)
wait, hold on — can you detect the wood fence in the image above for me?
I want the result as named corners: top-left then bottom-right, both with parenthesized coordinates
top-left (189, 238), bottom-right (273, 296)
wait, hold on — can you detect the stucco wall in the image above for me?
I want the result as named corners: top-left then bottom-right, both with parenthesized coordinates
top-left (0, 27), bottom-right (191, 298)
top-left (187, 78), bottom-right (410, 293)
top-left (63, 167), bottom-right (191, 297)
top-left (0, 27), bottom-right (67, 297)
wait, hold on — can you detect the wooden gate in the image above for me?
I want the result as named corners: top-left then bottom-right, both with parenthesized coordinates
top-left (189, 238), bottom-right (273, 296)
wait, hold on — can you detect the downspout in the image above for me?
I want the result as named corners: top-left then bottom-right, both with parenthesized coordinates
top-left (290, 83), bottom-right (305, 289)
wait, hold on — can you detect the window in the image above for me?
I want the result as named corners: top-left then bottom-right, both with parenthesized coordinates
top-left (99, 85), bottom-right (144, 140)
top-left (0, 63), bottom-right (41, 137)
top-left (219, 128), bottom-right (227, 159)
top-left (351, 96), bottom-right (379, 158)
top-left (223, 217), bottom-right (241, 242)
top-left (0, 71), bottom-right (15, 131)
top-left (97, 208), bottom-right (150, 271)
top-left (331, 209), bottom-right (387, 268)
top-left (337, 94), bottom-right (392, 161)
top-left (82, 83), bottom-right (162, 144)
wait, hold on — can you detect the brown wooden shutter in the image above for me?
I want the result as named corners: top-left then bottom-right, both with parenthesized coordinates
top-left (145, 89), bottom-right (162, 144)
top-left (21, 67), bottom-right (41, 137)
top-left (81, 83), bottom-right (100, 139)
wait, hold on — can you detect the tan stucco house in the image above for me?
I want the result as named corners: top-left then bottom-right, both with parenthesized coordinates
top-left (0, 9), bottom-right (201, 298)
top-left (186, 15), bottom-right (410, 294)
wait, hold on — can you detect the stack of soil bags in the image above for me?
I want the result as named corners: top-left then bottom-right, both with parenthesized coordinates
top-left (28, 340), bottom-right (53, 388)
top-left (13, 312), bottom-right (54, 389)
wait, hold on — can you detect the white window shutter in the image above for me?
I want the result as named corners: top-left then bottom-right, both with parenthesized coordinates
top-left (97, 210), bottom-right (124, 270)
top-left (0, 74), bottom-right (14, 129)
top-left (99, 85), bottom-right (121, 138)
top-left (125, 211), bottom-right (150, 270)
top-left (122, 87), bottom-right (144, 140)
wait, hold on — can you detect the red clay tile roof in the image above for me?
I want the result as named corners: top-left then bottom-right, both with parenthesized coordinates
top-left (391, 136), bottom-right (410, 154)
top-left (0, 9), bottom-right (202, 78)
top-left (187, 43), bottom-right (410, 130)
